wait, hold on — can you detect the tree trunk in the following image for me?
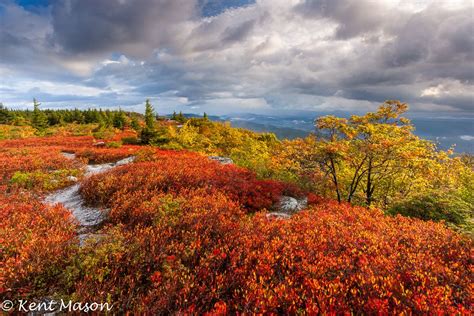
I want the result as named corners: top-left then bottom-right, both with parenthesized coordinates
top-left (366, 158), bottom-right (373, 206)
top-left (330, 157), bottom-right (341, 203)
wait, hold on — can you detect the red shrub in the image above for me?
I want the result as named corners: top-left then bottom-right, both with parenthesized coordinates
top-left (0, 190), bottom-right (78, 299)
top-left (73, 145), bottom-right (141, 164)
top-left (0, 134), bottom-right (471, 314)
top-left (67, 189), bottom-right (245, 312)
top-left (65, 194), bottom-right (472, 314)
top-left (0, 147), bottom-right (80, 184)
top-left (0, 135), bottom-right (94, 149)
top-left (80, 150), bottom-right (299, 213)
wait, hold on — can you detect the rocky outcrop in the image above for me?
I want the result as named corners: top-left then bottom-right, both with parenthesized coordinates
top-left (278, 196), bottom-right (307, 213)
top-left (93, 141), bottom-right (106, 147)
top-left (266, 212), bottom-right (291, 220)
top-left (61, 152), bottom-right (76, 160)
top-left (67, 175), bottom-right (78, 182)
top-left (45, 155), bottom-right (135, 245)
top-left (208, 156), bottom-right (233, 165)
top-left (267, 196), bottom-right (308, 220)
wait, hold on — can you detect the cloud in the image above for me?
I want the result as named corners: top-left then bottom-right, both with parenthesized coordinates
top-left (50, 0), bottom-right (197, 57)
top-left (294, 0), bottom-right (388, 39)
top-left (0, 0), bottom-right (472, 115)
top-left (459, 135), bottom-right (474, 141)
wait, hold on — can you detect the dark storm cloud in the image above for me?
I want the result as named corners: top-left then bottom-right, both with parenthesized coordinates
top-left (50, 0), bottom-right (197, 57)
top-left (0, 0), bottom-right (50, 64)
top-left (382, 6), bottom-right (474, 72)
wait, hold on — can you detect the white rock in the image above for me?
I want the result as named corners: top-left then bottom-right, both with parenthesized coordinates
top-left (61, 152), bottom-right (76, 160)
top-left (268, 196), bottom-right (308, 220)
top-left (266, 212), bottom-right (291, 220)
top-left (114, 156), bottom-right (136, 166)
top-left (278, 196), bottom-right (307, 213)
top-left (279, 196), bottom-right (298, 212)
top-left (208, 156), bottom-right (233, 165)
top-left (67, 176), bottom-right (78, 182)
top-left (45, 155), bottom-right (136, 243)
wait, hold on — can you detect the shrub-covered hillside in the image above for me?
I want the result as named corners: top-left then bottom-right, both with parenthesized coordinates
top-left (2, 100), bottom-right (472, 230)
top-left (0, 126), bottom-right (472, 313)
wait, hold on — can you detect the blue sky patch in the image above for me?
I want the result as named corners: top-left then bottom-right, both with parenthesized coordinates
top-left (200, 0), bottom-right (255, 17)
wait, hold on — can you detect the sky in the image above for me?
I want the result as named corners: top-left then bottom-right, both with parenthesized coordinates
top-left (0, 0), bottom-right (473, 116)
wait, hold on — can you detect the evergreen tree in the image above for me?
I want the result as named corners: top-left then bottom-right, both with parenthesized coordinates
top-left (0, 103), bottom-right (10, 124)
top-left (72, 108), bottom-right (85, 124)
top-left (176, 111), bottom-right (186, 123)
top-left (130, 115), bottom-right (141, 131)
top-left (141, 99), bottom-right (157, 144)
top-left (113, 110), bottom-right (127, 130)
top-left (84, 109), bottom-right (101, 124)
top-left (144, 99), bottom-right (155, 130)
top-left (31, 99), bottom-right (48, 130)
top-left (47, 111), bottom-right (63, 126)
top-left (102, 110), bottom-right (114, 127)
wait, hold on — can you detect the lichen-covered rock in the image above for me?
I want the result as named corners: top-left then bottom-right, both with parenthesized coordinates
top-left (208, 156), bottom-right (233, 165)
top-left (61, 152), bottom-right (76, 160)
top-left (266, 212), bottom-right (291, 220)
top-left (67, 175), bottom-right (78, 182)
top-left (278, 196), bottom-right (308, 214)
top-left (93, 141), bottom-right (106, 147)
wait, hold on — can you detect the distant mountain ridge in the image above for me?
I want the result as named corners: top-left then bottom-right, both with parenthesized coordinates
top-left (166, 112), bottom-right (473, 153)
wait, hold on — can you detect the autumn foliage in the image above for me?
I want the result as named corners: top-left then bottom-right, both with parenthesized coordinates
top-left (80, 148), bottom-right (302, 215)
top-left (0, 190), bottom-right (78, 299)
top-left (66, 190), bottom-right (472, 314)
top-left (0, 128), bottom-right (472, 314)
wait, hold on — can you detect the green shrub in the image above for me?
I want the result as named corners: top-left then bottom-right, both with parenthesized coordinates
top-left (121, 137), bottom-right (140, 145)
top-left (92, 127), bottom-right (116, 140)
top-left (388, 192), bottom-right (473, 231)
top-left (106, 141), bottom-right (123, 148)
top-left (10, 169), bottom-right (82, 191)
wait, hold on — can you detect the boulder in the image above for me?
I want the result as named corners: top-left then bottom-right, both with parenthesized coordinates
top-left (266, 212), bottom-right (291, 220)
top-left (208, 156), bottom-right (233, 165)
top-left (278, 196), bottom-right (308, 214)
top-left (114, 156), bottom-right (136, 166)
top-left (93, 141), bottom-right (106, 147)
top-left (61, 152), bottom-right (76, 160)
top-left (67, 176), bottom-right (78, 182)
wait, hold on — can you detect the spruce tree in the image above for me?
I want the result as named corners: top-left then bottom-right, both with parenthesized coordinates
top-left (177, 111), bottom-right (185, 123)
top-left (31, 98), bottom-right (48, 130)
top-left (0, 103), bottom-right (10, 124)
top-left (144, 99), bottom-right (155, 130)
top-left (130, 115), bottom-right (141, 131)
top-left (113, 110), bottom-right (127, 130)
top-left (141, 99), bottom-right (157, 144)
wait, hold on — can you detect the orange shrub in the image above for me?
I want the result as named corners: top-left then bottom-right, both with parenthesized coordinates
top-left (0, 135), bottom-right (95, 185)
top-left (0, 135), bottom-right (94, 149)
top-left (0, 148), bottom-right (79, 185)
top-left (0, 133), bottom-right (471, 315)
top-left (0, 190), bottom-right (78, 299)
top-left (73, 145), bottom-right (141, 164)
top-left (64, 193), bottom-right (472, 314)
